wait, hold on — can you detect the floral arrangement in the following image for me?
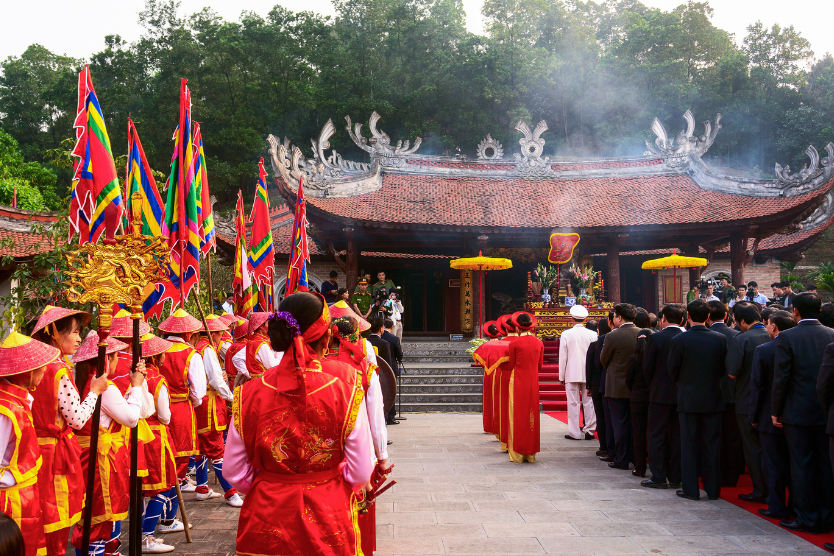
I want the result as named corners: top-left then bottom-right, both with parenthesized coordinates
top-left (535, 264), bottom-right (559, 291)
top-left (569, 264), bottom-right (596, 300)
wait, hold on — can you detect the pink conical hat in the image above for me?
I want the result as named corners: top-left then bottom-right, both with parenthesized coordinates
top-left (110, 309), bottom-right (152, 338)
top-left (0, 331), bottom-right (60, 376)
top-left (72, 330), bottom-right (129, 364)
top-left (158, 309), bottom-right (203, 334)
top-left (32, 305), bottom-right (91, 336)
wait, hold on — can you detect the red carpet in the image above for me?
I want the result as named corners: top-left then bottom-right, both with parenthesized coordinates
top-left (544, 411), bottom-right (834, 551)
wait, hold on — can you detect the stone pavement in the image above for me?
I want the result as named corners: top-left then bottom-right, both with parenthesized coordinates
top-left (374, 413), bottom-right (829, 556)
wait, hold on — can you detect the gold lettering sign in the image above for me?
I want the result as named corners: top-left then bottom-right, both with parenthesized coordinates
top-left (460, 269), bottom-right (473, 332)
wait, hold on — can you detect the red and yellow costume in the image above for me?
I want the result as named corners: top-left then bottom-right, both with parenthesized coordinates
top-left (244, 331), bottom-right (270, 379)
top-left (506, 316), bottom-right (543, 463)
top-left (111, 353), bottom-right (149, 477)
top-left (0, 379), bottom-right (47, 556)
top-left (143, 364), bottom-right (177, 494)
top-left (224, 339), bottom-right (246, 388)
top-left (158, 343), bottom-right (199, 469)
top-left (193, 337), bottom-right (226, 457)
top-left (472, 322), bottom-right (507, 435)
top-left (31, 359), bottom-right (85, 555)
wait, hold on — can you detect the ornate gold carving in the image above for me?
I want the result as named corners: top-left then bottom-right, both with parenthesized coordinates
top-left (64, 192), bottom-right (170, 326)
top-left (460, 269), bottom-right (473, 333)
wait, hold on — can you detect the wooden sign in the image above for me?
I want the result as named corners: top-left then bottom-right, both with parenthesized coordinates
top-left (460, 270), bottom-right (473, 333)
top-left (548, 233), bottom-right (581, 264)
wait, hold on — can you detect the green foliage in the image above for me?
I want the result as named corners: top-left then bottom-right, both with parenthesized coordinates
top-left (0, 130), bottom-right (61, 210)
top-left (0, 0), bottom-right (832, 211)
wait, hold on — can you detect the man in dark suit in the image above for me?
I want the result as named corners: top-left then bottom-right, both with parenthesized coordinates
top-left (727, 301), bottom-right (771, 503)
top-left (368, 316), bottom-right (397, 425)
top-left (600, 303), bottom-right (640, 470)
top-left (641, 303), bottom-right (686, 489)
top-left (382, 318), bottom-right (403, 369)
top-left (585, 319), bottom-right (609, 456)
top-left (772, 292), bottom-right (834, 533)
top-left (668, 298), bottom-right (727, 501)
top-left (707, 300), bottom-right (744, 488)
top-left (817, 341), bottom-right (834, 552)
top-left (595, 315), bottom-right (616, 461)
top-left (751, 310), bottom-right (795, 520)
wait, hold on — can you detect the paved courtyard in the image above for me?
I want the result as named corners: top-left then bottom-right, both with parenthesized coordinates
top-left (138, 412), bottom-right (829, 556)
top-left (374, 413), bottom-right (828, 556)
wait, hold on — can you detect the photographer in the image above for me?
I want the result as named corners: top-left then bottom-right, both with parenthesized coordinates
top-left (371, 288), bottom-right (392, 320)
top-left (747, 281), bottom-right (768, 304)
top-left (699, 279), bottom-right (720, 302)
top-left (383, 289), bottom-right (404, 340)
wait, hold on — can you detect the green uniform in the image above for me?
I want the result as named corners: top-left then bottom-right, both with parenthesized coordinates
top-left (371, 280), bottom-right (396, 297)
top-left (353, 291), bottom-right (373, 315)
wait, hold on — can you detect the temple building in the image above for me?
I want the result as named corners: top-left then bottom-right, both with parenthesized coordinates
top-left (219, 110), bottom-right (834, 336)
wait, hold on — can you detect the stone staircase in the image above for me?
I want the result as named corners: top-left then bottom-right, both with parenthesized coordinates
top-left (539, 340), bottom-right (567, 412)
top-left (398, 341), bottom-right (483, 412)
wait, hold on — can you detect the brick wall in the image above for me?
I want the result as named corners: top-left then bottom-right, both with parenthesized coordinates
top-left (273, 256), bottom-right (347, 292)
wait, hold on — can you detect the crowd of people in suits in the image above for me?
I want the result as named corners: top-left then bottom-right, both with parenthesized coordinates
top-left (564, 292), bottom-right (834, 552)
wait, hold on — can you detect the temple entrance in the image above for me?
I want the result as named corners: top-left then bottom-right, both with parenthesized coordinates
top-left (487, 266), bottom-right (529, 321)
top-left (390, 269), bottom-right (445, 333)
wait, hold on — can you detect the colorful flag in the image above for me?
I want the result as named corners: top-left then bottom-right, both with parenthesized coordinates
top-left (193, 124), bottom-right (215, 254)
top-left (124, 118), bottom-right (165, 237)
top-left (285, 176), bottom-right (309, 294)
top-left (69, 66), bottom-right (124, 244)
top-left (161, 78), bottom-right (201, 307)
top-left (233, 190), bottom-right (258, 317)
top-left (248, 158), bottom-right (275, 290)
top-left (258, 281), bottom-right (274, 312)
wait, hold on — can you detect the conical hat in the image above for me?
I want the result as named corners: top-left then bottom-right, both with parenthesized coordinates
top-left (233, 320), bottom-right (249, 340)
top-left (248, 312), bottom-right (270, 334)
top-left (140, 333), bottom-right (173, 359)
top-left (72, 330), bottom-right (129, 364)
top-left (217, 313), bottom-right (237, 326)
top-left (110, 310), bottom-right (152, 338)
top-left (330, 300), bottom-right (371, 332)
top-left (158, 309), bottom-right (202, 334)
top-left (0, 331), bottom-right (60, 376)
top-left (200, 314), bottom-right (229, 332)
top-left (32, 305), bottom-right (92, 336)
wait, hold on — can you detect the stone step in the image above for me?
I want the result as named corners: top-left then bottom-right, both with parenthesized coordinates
top-left (400, 374), bottom-right (483, 385)
top-left (404, 355), bottom-right (474, 363)
top-left (401, 383), bottom-right (483, 394)
top-left (401, 342), bottom-right (473, 350)
top-left (401, 366), bottom-right (482, 376)
top-left (403, 348), bottom-right (474, 356)
top-left (400, 393), bottom-right (483, 404)
top-left (400, 403), bottom-right (482, 412)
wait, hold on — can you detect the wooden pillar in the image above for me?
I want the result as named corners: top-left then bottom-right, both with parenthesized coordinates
top-left (729, 233), bottom-right (745, 288)
top-left (606, 238), bottom-right (621, 304)
top-left (684, 244), bottom-right (702, 292)
top-left (475, 235), bottom-right (488, 333)
top-left (345, 226), bottom-right (359, 293)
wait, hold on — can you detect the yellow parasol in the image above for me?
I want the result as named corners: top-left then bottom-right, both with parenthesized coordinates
top-left (450, 252), bottom-right (513, 338)
top-left (641, 250), bottom-right (708, 303)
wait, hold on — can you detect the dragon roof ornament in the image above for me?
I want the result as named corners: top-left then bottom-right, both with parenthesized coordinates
top-left (775, 143), bottom-right (834, 188)
top-left (345, 111), bottom-right (421, 166)
top-left (644, 110), bottom-right (721, 166)
top-left (512, 120), bottom-right (551, 177)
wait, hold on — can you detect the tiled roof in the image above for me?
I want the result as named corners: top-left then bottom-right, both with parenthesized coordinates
top-left (301, 174), bottom-right (830, 229)
top-left (758, 215), bottom-right (834, 251)
top-left (0, 229), bottom-right (57, 257)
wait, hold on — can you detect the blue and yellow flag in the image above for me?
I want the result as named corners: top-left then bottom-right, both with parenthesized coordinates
top-left (194, 124), bottom-right (215, 255)
top-left (248, 158), bottom-right (275, 291)
top-left (124, 118), bottom-right (164, 237)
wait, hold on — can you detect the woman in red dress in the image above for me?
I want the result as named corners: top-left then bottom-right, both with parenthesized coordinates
top-left (30, 306), bottom-right (107, 556)
top-left (225, 292), bottom-right (374, 556)
top-left (507, 312), bottom-right (543, 463)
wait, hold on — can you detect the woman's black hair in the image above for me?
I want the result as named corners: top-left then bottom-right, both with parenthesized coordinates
top-left (516, 313), bottom-right (533, 328)
top-left (333, 317), bottom-right (356, 337)
top-left (0, 513), bottom-right (24, 556)
top-left (268, 292), bottom-right (327, 352)
top-left (336, 288), bottom-right (349, 299)
top-left (32, 315), bottom-right (81, 346)
top-left (634, 309), bottom-right (651, 329)
top-left (598, 318), bottom-right (611, 335)
top-left (487, 323), bottom-right (500, 337)
top-left (74, 361), bottom-right (93, 394)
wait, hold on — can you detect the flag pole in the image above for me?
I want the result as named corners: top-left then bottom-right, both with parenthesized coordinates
top-left (206, 252), bottom-right (214, 314)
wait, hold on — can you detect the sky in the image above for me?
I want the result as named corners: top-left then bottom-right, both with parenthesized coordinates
top-left (1, 0), bottom-right (831, 63)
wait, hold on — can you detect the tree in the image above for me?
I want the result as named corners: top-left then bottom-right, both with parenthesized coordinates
top-left (0, 130), bottom-right (60, 210)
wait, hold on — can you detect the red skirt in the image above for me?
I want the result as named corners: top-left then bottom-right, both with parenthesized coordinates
top-left (168, 400), bottom-right (198, 458)
top-left (77, 429), bottom-right (130, 526)
top-left (0, 476), bottom-right (46, 556)
top-left (36, 432), bottom-right (84, 533)
top-left (143, 423), bottom-right (178, 495)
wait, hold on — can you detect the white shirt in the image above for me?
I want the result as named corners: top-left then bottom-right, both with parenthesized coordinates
top-left (222, 301), bottom-right (235, 315)
top-left (558, 323), bottom-right (598, 383)
top-left (363, 339), bottom-right (387, 461)
top-left (166, 336), bottom-right (207, 406)
top-left (231, 342), bottom-right (283, 378)
top-left (156, 384), bottom-right (171, 425)
top-left (703, 295), bottom-right (720, 302)
top-left (0, 386), bottom-right (33, 487)
top-left (99, 381), bottom-right (155, 430)
top-left (752, 293), bottom-right (768, 304)
top-left (201, 344), bottom-right (234, 402)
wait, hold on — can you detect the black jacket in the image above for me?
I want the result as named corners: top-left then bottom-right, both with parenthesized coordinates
top-left (625, 329), bottom-right (653, 403)
top-left (772, 320), bottom-right (834, 426)
top-left (668, 325), bottom-right (727, 413)
top-left (750, 340), bottom-right (780, 434)
top-left (381, 330), bottom-right (403, 368)
top-left (817, 342), bottom-right (834, 435)
top-left (726, 324), bottom-right (771, 415)
top-left (595, 334), bottom-right (607, 395)
top-left (367, 334), bottom-right (394, 376)
top-left (710, 322), bottom-right (740, 404)
top-left (642, 326), bottom-right (682, 405)
top-left (585, 341), bottom-right (599, 386)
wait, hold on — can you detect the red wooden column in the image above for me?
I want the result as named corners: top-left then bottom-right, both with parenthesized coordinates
top-left (729, 233), bottom-right (745, 288)
top-left (606, 238), bottom-right (621, 304)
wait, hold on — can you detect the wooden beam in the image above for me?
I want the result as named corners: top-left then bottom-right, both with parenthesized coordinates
top-left (326, 240), bottom-right (347, 274)
top-left (345, 227), bottom-right (359, 294)
top-left (606, 237), bottom-right (621, 304)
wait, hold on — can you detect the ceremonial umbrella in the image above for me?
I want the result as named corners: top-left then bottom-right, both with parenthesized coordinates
top-left (450, 252), bottom-right (513, 338)
top-left (641, 250), bottom-right (708, 303)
